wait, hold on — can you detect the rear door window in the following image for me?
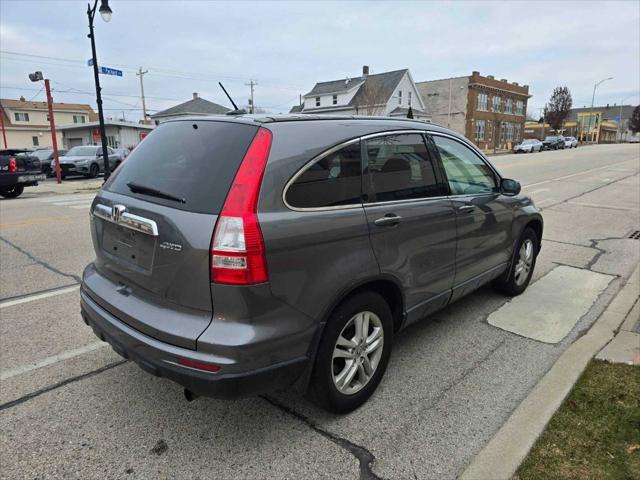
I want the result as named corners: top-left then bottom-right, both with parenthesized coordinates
top-left (105, 120), bottom-right (258, 214)
top-left (365, 133), bottom-right (444, 202)
top-left (285, 141), bottom-right (362, 209)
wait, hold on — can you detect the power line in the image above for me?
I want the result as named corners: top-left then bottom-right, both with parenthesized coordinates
top-left (0, 50), bottom-right (306, 90)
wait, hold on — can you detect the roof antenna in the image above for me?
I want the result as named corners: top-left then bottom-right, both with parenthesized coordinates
top-left (219, 82), bottom-right (239, 110)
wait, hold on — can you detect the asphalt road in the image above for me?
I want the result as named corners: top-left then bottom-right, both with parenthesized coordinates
top-left (1, 144), bottom-right (639, 480)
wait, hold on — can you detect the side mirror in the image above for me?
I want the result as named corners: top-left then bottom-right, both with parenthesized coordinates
top-left (97, 152), bottom-right (103, 158)
top-left (501, 178), bottom-right (521, 196)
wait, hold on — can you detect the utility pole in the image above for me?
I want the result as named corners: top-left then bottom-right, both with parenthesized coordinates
top-left (44, 79), bottom-right (62, 183)
top-left (245, 80), bottom-right (257, 113)
top-left (0, 107), bottom-right (7, 148)
top-left (29, 72), bottom-right (61, 183)
top-left (136, 67), bottom-right (149, 122)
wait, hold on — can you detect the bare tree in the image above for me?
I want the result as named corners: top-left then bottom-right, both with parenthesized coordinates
top-left (546, 86), bottom-right (573, 133)
top-left (352, 78), bottom-right (388, 116)
top-left (629, 105), bottom-right (640, 134)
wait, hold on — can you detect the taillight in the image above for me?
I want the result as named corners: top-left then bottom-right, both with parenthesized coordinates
top-left (210, 128), bottom-right (272, 285)
top-left (8, 158), bottom-right (17, 173)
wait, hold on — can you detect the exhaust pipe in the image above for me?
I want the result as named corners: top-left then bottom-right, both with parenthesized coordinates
top-left (183, 388), bottom-right (199, 402)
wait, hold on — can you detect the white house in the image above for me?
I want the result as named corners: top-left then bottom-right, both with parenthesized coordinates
top-left (57, 120), bottom-right (154, 150)
top-left (291, 66), bottom-right (429, 120)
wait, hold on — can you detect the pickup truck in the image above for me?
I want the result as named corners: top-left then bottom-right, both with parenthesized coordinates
top-left (0, 149), bottom-right (45, 198)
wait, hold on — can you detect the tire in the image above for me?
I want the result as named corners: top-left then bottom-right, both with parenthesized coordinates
top-left (43, 165), bottom-right (52, 177)
top-left (0, 185), bottom-right (25, 199)
top-left (493, 227), bottom-right (539, 296)
top-left (308, 291), bottom-right (393, 413)
top-left (88, 163), bottom-right (100, 179)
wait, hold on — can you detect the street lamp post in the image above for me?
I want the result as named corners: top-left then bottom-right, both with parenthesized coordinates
top-left (87, 0), bottom-right (113, 180)
top-left (586, 77), bottom-right (613, 144)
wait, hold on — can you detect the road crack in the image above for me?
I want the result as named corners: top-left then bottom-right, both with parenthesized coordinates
top-left (260, 394), bottom-right (385, 480)
top-left (0, 235), bottom-right (81, 284)
top-left (0, 360), bottom-right (127, 412)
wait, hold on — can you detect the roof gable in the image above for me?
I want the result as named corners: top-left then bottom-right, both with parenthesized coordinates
top-left (349, 69), bottom-right (408, 107)
top-left (151, 97), bottom-right (231, 118)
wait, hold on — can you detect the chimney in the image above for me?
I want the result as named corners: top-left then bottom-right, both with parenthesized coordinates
top-left (472, 71), bottom-right (480, 76)
top-left (487, 75), bottom-right (494, 80)
top-left (193, 92), bottom-right (198, 100)
top-left (512, 82), bottom-right (519, 86)
top-left (362, 65), bottom-right (369, 77)
top-left (19, 96), bottom-right (26, 102)
top-left (500, 78), bottom-right (508, 82)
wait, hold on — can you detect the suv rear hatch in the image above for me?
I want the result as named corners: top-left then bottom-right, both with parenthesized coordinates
top-left (85, 119), bottom-right (259, 349)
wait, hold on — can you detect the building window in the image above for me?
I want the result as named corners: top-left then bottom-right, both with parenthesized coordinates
top-left (492, 96), bottom-right (501, 112)
top-left (505, 98), bottom-right (513, 114)
top-left (516, 100), bottom-right (524, 115)
top-left (107, 136), bottom-right (118, 148)
top-left (73, 115), bottom-right (86, 124)
top-left (332, 95), bottom-right (337, 105)
top-left (514, 124), bottom-right (521, 142)
top-left (14, 112), bottom-right (29, 121)
top-left (475, 120), bottom-right (485, 141)
top-left (477, 93), bottom-right (488, 111)
top-left (315, 97), bottom-right (320, 107)
top-left (398, 90), bottom-right (402, 105)
top-left (408, 91), bottom-right (412, 106)
top-left (32, 136), bottom-right (39, 146)
top-left (506, 123), bottom-right (514, 141)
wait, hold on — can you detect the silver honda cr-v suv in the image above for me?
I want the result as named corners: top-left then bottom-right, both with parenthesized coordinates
top-left (81, 115), bottom-right (543, 413)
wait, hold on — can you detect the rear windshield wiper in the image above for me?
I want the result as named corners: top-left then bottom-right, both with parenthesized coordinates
top-left (126, 182), bottom-right (186, 204)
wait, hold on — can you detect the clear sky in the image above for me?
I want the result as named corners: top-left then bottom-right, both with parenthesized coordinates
top-left (1, 0), bottom-right (638, 121)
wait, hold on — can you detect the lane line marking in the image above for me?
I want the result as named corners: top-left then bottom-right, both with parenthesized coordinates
top-left (523, 160), bottom-right (639, 188)
top-left (0, 216), bottom-right (72, 228)
top-left (0, 285), bottom-right (79, 309)
top-left (70, 204), bottom-right (92, 209)
top-left (52, 199), bottom-right (96, 206)
top-left (568, 201), bottom-right (638, 212)
top-left (530, 188), bottom-right (550, 195)
top-left (0, 342), bottom-right (108, 381)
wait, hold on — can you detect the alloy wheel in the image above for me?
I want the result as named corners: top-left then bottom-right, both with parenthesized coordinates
top-left (332, 311), bottom-right (384, 395)
top-left (514, 239), bottom-right (534, 286)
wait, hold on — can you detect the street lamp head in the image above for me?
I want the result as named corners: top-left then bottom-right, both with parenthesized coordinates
top-left (99, 0), bottom-right (112, 22)
top-left (28, 71), bottom-right (44, 82)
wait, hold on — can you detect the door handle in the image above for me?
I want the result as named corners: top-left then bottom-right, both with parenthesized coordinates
top-left (457, 204), bottom-right (476, 213)
top-left (374, 214), bottom-right (402, 226)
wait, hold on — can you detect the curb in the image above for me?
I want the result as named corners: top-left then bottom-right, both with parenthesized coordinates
top-left (459, 265), bottom-right (640, 480)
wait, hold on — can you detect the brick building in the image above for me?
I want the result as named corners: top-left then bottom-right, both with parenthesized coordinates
top-left (417, 71), bottom-right (530, 152)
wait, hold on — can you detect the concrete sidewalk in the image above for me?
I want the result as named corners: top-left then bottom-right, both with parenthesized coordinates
top-left (460, 265), bottom-right (640, 480)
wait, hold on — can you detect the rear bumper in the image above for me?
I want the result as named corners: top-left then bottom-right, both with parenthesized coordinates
top-left (80, 289), bottom-right (309, 398)
top-left (0, 172), bottom-right (45, 188)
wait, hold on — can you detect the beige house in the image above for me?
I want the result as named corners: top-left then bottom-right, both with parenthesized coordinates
top-left (0, 97), bottom-right (97, 149)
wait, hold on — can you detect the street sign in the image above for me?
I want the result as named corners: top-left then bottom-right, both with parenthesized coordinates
top-left (87, 59), bottom-right (123, 77)
top-left (100, 66), bottom-right (123, 77)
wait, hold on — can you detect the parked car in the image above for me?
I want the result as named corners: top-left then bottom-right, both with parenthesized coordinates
top-left (513, 139), bottom-right (543, 153)
top-left (32, 148), bottom-right (68, 176)
top-left (0, 149), bottom-right (44, 198)
top-left (541, 136), bottom-right (565, 150)
top-left (53, 145), bottom-right (120, 179)
top-left (564, 136), bottom-right (578, 149)
top-left (112, 148), bottom-right (130, 161)
top-left (80, 116), bottom-right (543, 413)
top-left (626, 135), bottom-right (639, 143)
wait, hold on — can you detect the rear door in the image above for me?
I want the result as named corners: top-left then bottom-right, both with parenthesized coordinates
top-left (429, 134), bottom-right (514, 300)
top-left (362, 132), bottom-right (457, 324)
top-left (86, 120), bottom-right (259, 349)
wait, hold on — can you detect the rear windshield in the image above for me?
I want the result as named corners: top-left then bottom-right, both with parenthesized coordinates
top-left (105, 120), bottom-right (258, 214)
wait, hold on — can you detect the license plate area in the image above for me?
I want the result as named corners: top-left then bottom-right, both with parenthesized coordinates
top-left (102, 222), bottom-right (155, 270)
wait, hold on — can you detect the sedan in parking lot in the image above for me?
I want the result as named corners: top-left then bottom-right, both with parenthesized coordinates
top-left (32, 148), bottom-right (68, 176)
top-left (541, 136), bottom-right (566, 150)
top-left (513, 139), bottom-right (543, 153)
top-left (52, 145), bottom-right (120, 179)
